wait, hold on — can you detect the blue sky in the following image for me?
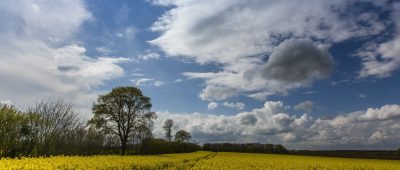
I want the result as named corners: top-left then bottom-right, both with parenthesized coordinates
top-left (1, 0), bottom-right (400, 149)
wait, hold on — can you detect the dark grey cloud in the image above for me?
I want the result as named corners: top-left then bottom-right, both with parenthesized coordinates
top-left (240, 114), bottom-right (258, 126)
top-left (57, 66), bottom-right (79, 72)
top-left (262, 39), bottom-right (334, 84)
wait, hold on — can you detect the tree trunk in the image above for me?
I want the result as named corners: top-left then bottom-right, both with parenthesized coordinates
top-left (120, 139), bottom-right (127, 155)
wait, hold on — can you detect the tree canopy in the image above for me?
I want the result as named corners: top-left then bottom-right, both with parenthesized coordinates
top-left (175, 130), bottom-right (191, 142)
top-left (89, 86), bottom-right (156, 155)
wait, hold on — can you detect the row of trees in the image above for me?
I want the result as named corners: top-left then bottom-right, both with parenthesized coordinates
top-left (203, 143), bottom-right (288, 154)
top-left (0, 86), bottom-right (200, 157)
top-left (0, 99), bottom-right (107, 157)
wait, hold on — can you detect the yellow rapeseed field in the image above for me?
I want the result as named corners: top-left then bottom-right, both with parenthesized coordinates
top-left (1, 151), bottom-right (399, 170)
top-left (191, 152), bottom-right (400, 170)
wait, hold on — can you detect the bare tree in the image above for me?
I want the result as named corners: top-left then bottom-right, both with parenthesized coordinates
top-left (89, 86), bottom-right (156, 155)
top-left (163, 119), bottom-right (173, 142)
top-left (27, 98), bottom-right (81, 155)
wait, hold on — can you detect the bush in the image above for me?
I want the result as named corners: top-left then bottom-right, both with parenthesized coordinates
top-left (0, 105), bottom-right (30, 157)
top-left (140, 138), bottom-right (202, 154)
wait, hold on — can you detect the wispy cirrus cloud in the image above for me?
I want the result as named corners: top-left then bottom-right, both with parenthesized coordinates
top-left (356, 3), bottom-right (400, 78)
top-left (131, 78), bottom-right (164, 87)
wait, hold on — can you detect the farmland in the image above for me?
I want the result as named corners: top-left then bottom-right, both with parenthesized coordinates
top-left (1, 151), bottom-right (399, 170)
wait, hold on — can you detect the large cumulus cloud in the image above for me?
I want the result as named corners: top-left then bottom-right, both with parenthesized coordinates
top-left (0, 0), bottom-right (129, 117)
top-left (153, 101), bottom-right (400, 149)
top-left (184, 39), bottom-right (334, 101)
top-left (149, 0), bottom-right (390, 101)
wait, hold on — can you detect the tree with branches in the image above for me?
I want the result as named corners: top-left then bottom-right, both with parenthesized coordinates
top-left (175, 130), bottom-right (191, 142)
top-left (163, 119), bottom-right (173, 142)
top-left (89, 86), bottom-right (156, 155)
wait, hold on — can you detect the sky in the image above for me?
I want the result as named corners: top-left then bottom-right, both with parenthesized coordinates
top-left (0, 0), bottom-right (400, 150)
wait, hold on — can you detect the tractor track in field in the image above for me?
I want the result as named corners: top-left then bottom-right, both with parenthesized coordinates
top-left (171, 152), bottom-right (217, 170)
top-left (149, 152), bottom-right (217, 170)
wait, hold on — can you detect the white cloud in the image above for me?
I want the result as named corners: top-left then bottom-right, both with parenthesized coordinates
top-left (138, 51), bottom-right (160, 60)
top-left (293, 100), bottom-right (314, 113)
top-left (147, 0), bottom-right (175, 6)
top-left (95, 46), bottom-right (111, 54)
top-left (150, 0), bottom-right (388, 101)
top-left (124, 26), bottom-right (137, 41)
top-left (359, 94), bottom-right (367, 98)
top-left (150, 0), bottom-right (384, 64)
top-left (199, 85), bottom-right (238, 101)
top-left (207, 102), bottom-right (218, 110)
top-left (357, 39), bottom-right (400, 78)
top-left (247, 92), bottom-right (272, 101)
top-left (174, 79), bottom-right (183, 83)
top-left (0, 0), bottom-right (129, 118)
top-left (154, 81), bottom-right (164, 87)
top-left (184, 39), bottom-right (334, 101)
top-left (131, 68), bottom-right (145, 77)
top-left (131, 78), bottom-right (164, 87)
top-left (153, 102), bottom-right (400, 149)
top-left (153, 101), bottom-right (292, 144)
top-left (0, 0), bottom-right (91, 41)
top-left (357, 104), bottom-right (400, 121)
top-left (223, 102), bottom-right (245, 110)
top-left (132, 73), bottom-right (145, 77)
top-left (0, 100), bottom-right (12, 106)
top-left (356, 3), bottom-right (400, 78)
top-left (369, 131), bottom-right (387, 144)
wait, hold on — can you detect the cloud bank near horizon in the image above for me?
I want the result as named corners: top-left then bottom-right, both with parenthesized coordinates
top-left (154, 102), bottom-right (400, 150)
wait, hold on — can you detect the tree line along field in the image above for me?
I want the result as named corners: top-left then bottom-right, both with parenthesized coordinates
top-left (1, 151), bottom-right (400, 170)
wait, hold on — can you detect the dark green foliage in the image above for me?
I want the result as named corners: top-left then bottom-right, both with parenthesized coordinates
top-left (175, 130), bottom-right (191, 142)
top-left (89, 86), bottom-right (156, 155)
top-left (203, 143), bottom-right (288, 154)
top-left (0, 105), bottom-right (26, 157)
top-left (140, 138), bottom-right (202, 154)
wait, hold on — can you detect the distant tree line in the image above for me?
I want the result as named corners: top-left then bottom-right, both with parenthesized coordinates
top-left (0, 86), bottom-right (201, 158)
top-left (289, 150), bottom-right (400, 160)
top-left (203, 143), bottom-right (288, 154)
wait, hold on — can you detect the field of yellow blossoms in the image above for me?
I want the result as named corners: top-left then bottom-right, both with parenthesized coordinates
top-left (1, 151), bottom-right (400, 170)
